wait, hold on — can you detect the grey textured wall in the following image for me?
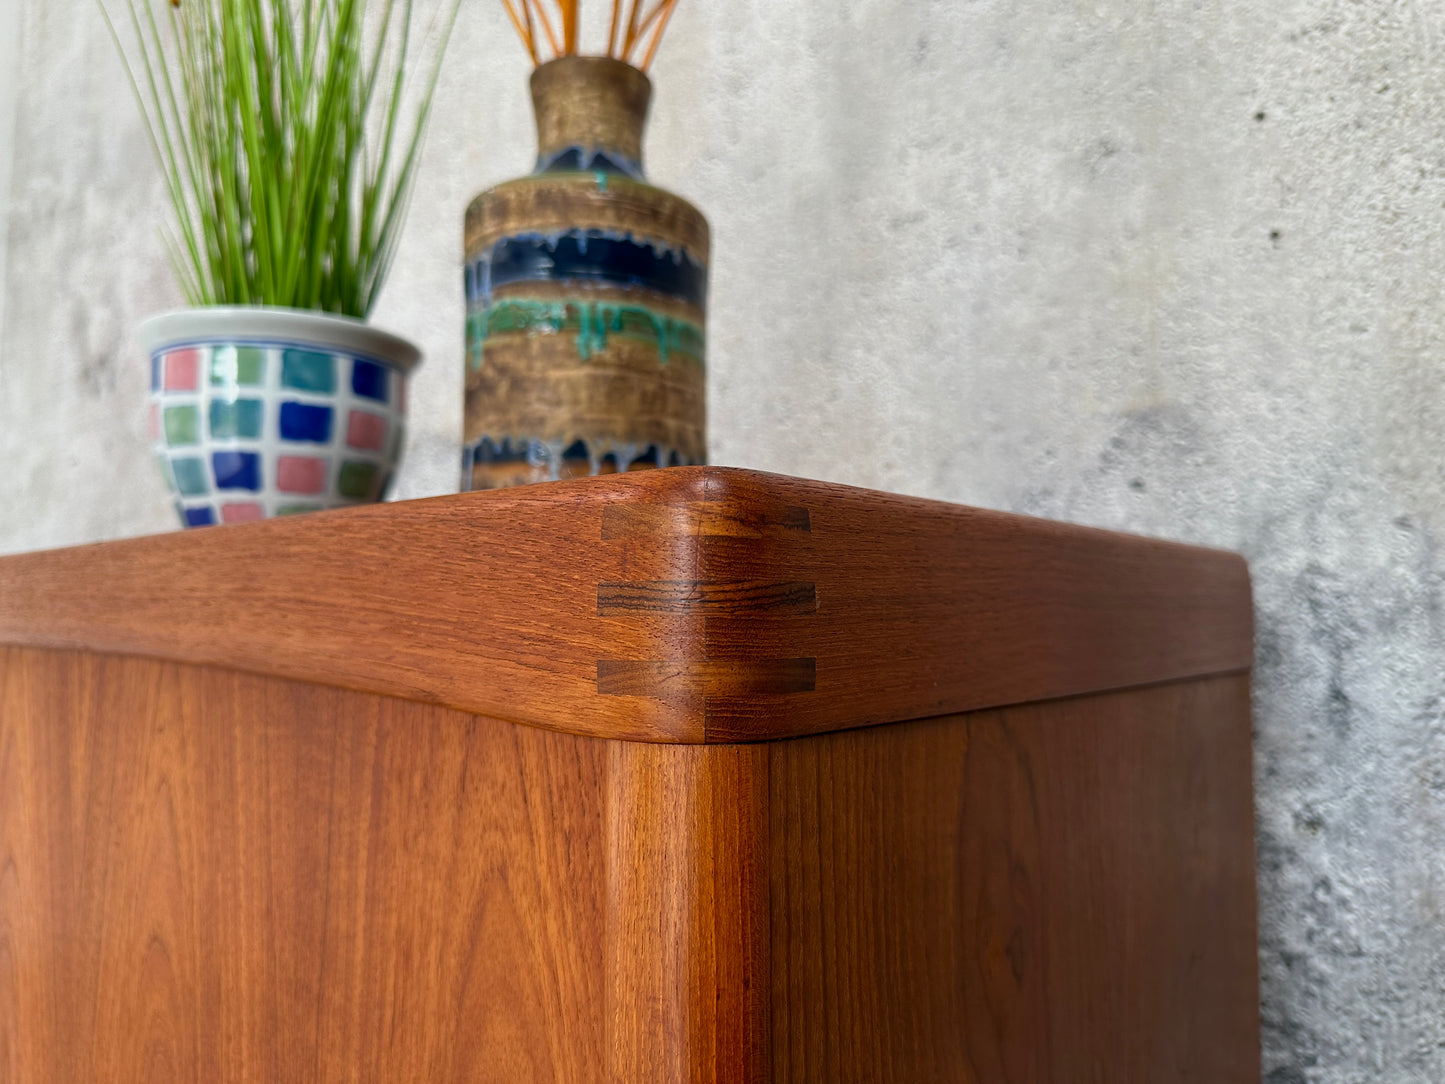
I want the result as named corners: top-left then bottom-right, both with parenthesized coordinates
top-left (0, 0), bottom-right (23, 382)
top-left (2, 1), bottom-right (1442, 1078)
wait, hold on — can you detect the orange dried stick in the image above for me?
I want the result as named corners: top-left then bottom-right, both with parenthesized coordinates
top-left (625, 0), bottom-right (668, 58)
top-left (522, 0), bottom-right (539, 61)
top-left (608, 0), bottom-right (624, 58)
top-left (627, 0), bottom-right (661, 44)
top-left (638, 0), bottom-right (677, 71)
top-left (623, 0), bottom-right (643, 56)
top-left (528, 0), bottom-right (561, 57)
top-left (563, 0), bottom-right (578, 55)
top-left (500, 0), bottom-right (538, 63)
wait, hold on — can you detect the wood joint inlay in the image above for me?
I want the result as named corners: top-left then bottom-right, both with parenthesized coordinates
top-left (597, 579), bottom-right (818, 615)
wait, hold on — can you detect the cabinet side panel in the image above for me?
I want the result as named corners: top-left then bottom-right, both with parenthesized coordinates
top-left (770, 674), bottom-right (1260, 1083)
top-left (0, 645), bottom-right (59, 1080)
top-left (606, 741), bottom-right (771, 1083)
top-left (0, 645), bottom-right (607, 1083)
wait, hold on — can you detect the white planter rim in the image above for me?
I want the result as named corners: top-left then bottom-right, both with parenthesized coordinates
top-left (139, 305), bottom-right (422, 373)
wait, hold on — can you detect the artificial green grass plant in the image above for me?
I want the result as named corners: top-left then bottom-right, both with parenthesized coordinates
top-left (102, 0), bottom-right (457, 317)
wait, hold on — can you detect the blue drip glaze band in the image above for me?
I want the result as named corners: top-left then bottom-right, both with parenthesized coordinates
top-left (471, 231), bottom-right (707, 309)
top-left (535, 146), bottom-right (644, 179)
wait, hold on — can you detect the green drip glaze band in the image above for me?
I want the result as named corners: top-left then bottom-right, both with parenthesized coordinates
top-left (466, 298), bottom-right (705, 370)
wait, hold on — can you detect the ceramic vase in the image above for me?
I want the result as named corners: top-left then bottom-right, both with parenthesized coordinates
top-left (462, 55), bottom-right (708, 490)
top-left (141, 307), bottom-right (420, 527)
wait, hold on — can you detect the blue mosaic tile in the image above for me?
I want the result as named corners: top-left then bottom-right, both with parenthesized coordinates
top-left (210, 398), bottom-right (264, 440)
top-left (212, 450), bottom-right (262, 491)
top-left (351, 359), bottom-right (389, 402)
top-left (171, 456), bottom-right (210, 497)
top-left (279, 401), bottom-right (333, 443)
top-left (150, 353), bottom-right (161, 391)
top-left (281, 349), bottom-right (336, 393)
top-left (184, 505), bottom-right (216, 527)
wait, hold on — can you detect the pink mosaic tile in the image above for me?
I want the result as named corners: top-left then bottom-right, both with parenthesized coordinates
top-left (346, 410), bottom-right (388, 451)
top-left (277, 455), bottom-right (328, 495)
top-left (163, 348), bottom-right (201, 391)
top-left (220, 502), bottom-right (266, 524)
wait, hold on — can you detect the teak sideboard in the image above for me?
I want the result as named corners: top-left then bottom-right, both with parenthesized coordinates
top-left (0, 467), bottom-right (1260, 1082)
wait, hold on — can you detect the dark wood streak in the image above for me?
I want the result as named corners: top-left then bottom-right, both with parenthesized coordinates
top-left (598, 580), bottom-right (818, 615)
top-left (597, 488), bottom-right (819, 710)
top-left (597, 659), bottom-right (817, 697)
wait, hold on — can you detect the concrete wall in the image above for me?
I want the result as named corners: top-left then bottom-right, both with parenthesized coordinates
top-left (0, 0), bottom-right (22, 370)
top-left (2, 2), bottom-right (1442, 1078)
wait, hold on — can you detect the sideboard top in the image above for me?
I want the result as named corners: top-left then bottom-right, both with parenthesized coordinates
top-left (0, 467), bottom-right (1252, 743)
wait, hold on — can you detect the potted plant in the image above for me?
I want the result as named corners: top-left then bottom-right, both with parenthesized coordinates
top-left (104, 0), bottom-right (456, 525)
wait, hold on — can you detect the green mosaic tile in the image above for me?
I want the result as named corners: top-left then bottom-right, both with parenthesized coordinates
top-left (281, 349), bottom-right (336, 393)
top-left (209, 346), bottom-right (266, 387)
top-left (209, 398), bottom-right (264, 440)
top-left (163, 404), bottom-right (201, 446)
top-left (276, 503), bottom-right (322, 516)
top-left (338, 460), bottom-right (379, 499)
top-left (171, 456), bottom-right (209, 496)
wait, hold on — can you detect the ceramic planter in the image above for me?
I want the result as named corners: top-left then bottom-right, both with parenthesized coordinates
top-left (462, 55), bottom-right (708, 490)
top-left (140, 306), bottom-right (421, 527)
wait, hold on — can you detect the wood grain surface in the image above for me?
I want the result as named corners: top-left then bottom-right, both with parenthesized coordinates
top-left (0, 646), bottom-right (609, 1083)
top-left (0, 647), bottom-right (777, 1082)
top-left (606, 741), bottom-right (771, 1082)
top-left (0, 646), bottom-right (1258, 1081)
top-left (769, 673), bottom-right (1261, 1082)
top-left (0, 468), bottom-right (1252, 743)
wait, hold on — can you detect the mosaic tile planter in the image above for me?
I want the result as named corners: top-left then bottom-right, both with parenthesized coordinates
top-left (462, 56), bottom-right (708, 490)
top-left (140, 307), bottom-right (421, 528)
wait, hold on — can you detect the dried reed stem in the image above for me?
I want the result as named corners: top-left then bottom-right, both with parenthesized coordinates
top-left (499, 0), bottom-right (678, 67)
top-left (528, 0), bottom-right (561, 57)
top-left (522, 0), bottom-right (538, 60)
top-left (607, 0), bottom-right (623, 59)
top-left (501, 0), bottom-right (538, 63)
top-left (638, 0), bottom-right (676, 70)
top-left (563, 0), bottom-right (578, 54)
top-left (622, 0), bottom-right (642, 57)
top-left (635, 2), bottom-right (667, 40)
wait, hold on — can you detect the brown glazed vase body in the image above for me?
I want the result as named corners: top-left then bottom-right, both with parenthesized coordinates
top-left (462, 57), bottom-right (708, 490)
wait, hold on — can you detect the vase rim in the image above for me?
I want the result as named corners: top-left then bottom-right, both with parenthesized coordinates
top-left (530, 54), bottom-right (650, 81)
top-left (138, 305), bottom-right (422, 372)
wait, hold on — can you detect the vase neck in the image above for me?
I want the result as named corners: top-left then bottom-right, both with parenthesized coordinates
top-left (531, 56), bottom-right (651, 179)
